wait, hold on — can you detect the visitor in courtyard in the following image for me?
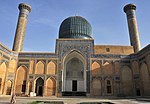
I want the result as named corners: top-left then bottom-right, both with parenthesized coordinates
top-left (10, 92), bottom-right (16, 104)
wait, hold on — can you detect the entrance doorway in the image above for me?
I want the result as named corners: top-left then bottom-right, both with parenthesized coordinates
top-left (72, 80), bottom-right (77, 91)
top-left (62, 52), bottom-right (86, 96)
top-left (136, 88), bottom-right (141, 96)
top-left (36, 77), bottom-right (44, 96)
top-left (38, 86), bottom-right (43, 96)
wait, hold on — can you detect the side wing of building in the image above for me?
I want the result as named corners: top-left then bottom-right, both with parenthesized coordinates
top-left (0, 42), bottom-right (150, 97)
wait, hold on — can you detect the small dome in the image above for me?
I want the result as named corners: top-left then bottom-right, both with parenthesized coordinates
top-left (59, 16), bottom-right (92, 39)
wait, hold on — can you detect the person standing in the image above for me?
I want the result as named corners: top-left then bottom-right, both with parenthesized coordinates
top-left (10, 92), bottom-right (16, 104)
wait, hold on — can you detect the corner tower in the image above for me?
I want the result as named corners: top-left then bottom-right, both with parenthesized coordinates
top-left (124, 4), bottom-right (140, 53)
top-left (12, 3), bottom-right (31, 52)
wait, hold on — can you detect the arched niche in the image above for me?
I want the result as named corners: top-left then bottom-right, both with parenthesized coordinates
top-left (91, 61), bottom-right (101, 76)
top-left (66, 57), bottom-right (83, 80)
top-left (15, 65), bottom-right (28, 94)
top-left (121, 66), bottom-right (133, 96)
top-left (46, 77), bottom-right (56, 96)
top-left (0, 62), bottom-right (7, 94)
top-left (103, 62), bottom-right (113, 75)
top-left (47, 61), bottom-right (56, 75)
top-left (35, 77), bottom-right (44, 96)
top-left (62, 50), bottom-right (86, 93)
top-left (35, 61), bottom-right (44, 74)
top-left (140, 63), bottom-right (150, 96)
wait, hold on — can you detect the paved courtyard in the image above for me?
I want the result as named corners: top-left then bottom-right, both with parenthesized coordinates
top-left (0, 96), bottom-right (150, 104)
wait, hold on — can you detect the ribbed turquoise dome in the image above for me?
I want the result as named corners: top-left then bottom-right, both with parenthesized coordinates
top-left (59, 16), bottom-right (92, 39)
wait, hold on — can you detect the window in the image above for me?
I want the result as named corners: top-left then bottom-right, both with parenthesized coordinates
top-left (115, 76), bottom-right (120, 80)
top-left (107, 86), bottom-right (111, 93)
top-left (22, 80), bottom-right (26, 92)
top-left (107, 80), bottom-right (110, 84)
top-left (106, 48), bottom-right (110, 52)
top-left (106, 80), bottom-right (111, 94)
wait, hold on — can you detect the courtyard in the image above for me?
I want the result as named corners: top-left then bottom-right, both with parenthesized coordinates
top-left (0, 96), bottom-right (150, 104)
top-left (0, 1), bottom-right (150, 104)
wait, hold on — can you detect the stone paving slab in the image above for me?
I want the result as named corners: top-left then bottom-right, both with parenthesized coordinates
top-left (0, 96), bottom-right (150, 104)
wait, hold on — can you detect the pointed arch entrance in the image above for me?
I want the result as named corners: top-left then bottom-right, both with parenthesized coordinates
top-left (35, 77), bottom-right (44, 96)
top-left (15, 65), bottom-right (28, 94)
top-left (62, 50), bottom-right (86, 96)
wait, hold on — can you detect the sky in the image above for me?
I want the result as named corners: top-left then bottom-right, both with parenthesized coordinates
top-left (0, 0), bottom-right (150, 52)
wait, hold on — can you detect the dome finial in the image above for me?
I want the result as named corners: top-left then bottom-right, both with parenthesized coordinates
top-left (75, 12), bottom-right (79, 16)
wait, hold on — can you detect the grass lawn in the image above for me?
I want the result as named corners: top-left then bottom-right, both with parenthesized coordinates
top-left (28, 101), bottom-right (64, 104)
top-left (80, 102), bottom-right (114, 104)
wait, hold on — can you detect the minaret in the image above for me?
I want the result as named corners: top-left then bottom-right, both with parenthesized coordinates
top-left (124, 4), bottom-right (141, 53)
top-left (12, 3), bottom-right (31, 52)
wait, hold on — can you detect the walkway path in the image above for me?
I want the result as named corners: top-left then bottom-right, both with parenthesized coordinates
top-left (0, 96), bottom-right (149, 104)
